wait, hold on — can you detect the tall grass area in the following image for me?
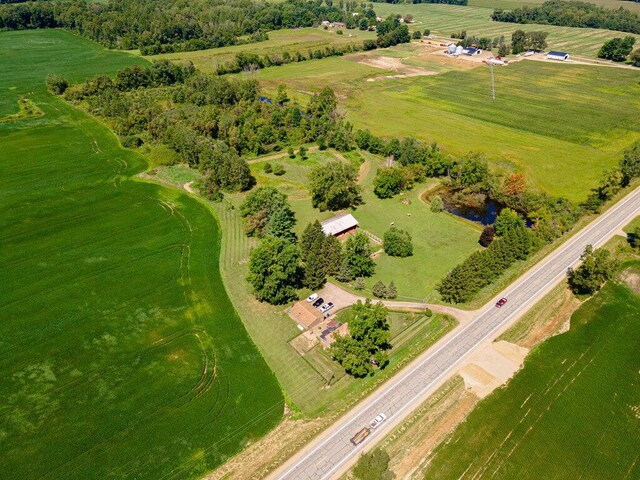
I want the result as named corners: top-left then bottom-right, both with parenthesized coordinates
top-left (374, 3), bottom-right (640, 55)
top-left (423, 274), bottom-right (640, 479)
top-left (0, 30), bottom-right (282, 480)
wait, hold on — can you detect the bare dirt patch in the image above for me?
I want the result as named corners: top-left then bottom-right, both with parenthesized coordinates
top-left (354, 54), bottom-right (438, 81)
top-left (458, 340), bottom-right (528, 399)
top-left (620, 269), bottom-right (640, 294)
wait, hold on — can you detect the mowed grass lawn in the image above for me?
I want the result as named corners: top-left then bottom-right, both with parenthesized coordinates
top-left (423, 275), bottom-right (640, 479)
top-left (374, 3), bottom-right (640, 56)
top-left (0, 30), bottom-right (282, 480)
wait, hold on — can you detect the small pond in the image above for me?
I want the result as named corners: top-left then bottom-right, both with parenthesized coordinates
top-left (425, 188), bottom-right (532, 227)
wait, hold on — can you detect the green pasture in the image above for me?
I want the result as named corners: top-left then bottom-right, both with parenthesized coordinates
top-left (346, 60), bottom-right (640, 202)
top-left (247, 49), bottom-right (640, 203)
top-left (151, 27), bottom-right (376, 75)
top-left (424, 274), bottom-right (640, 480)
top-left (0, 29), bottom-right (282, 480)
top-left (341, 152), bottom-right (481, 301)
top-left (375, 3), bottom-right (640, 56)
top-left (467, 0), bottom-right (640, 14)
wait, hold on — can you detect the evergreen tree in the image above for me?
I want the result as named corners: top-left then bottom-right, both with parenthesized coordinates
top-left (303, 251), bottom-right (327, 290)
top-left (372, 281), bottom-right (387, 298)
top-left (300, 220), bottom-right (324, 261)
top-left (266, 207), bottom-right (297, 242)
top-left (619, 144), bottom-right (640, 184)
top-left (354, 277), bottom-right (366, 290)
top-left (320, 234), bottom-right (343, 276)
top-left (386, 281), bottom-right (397, 299)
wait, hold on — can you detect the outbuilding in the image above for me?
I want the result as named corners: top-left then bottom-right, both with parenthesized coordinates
top-left (321, 213), bottom-right (359, 237)
top-left (462, 47), bottom-right (482, 56)
top-left (546, 51), bottom-right (569, 61)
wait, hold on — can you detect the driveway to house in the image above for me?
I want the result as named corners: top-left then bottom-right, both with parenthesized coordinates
top-left (315, 282), bottom-right (476, 324)
top-left (270, 186), bottom-right (640, 480)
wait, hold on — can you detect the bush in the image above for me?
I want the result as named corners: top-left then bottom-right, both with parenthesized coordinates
top-left (353, 448), bottom-right (394, 480)
top-left (298, 146), bottom-right (307, 160)
top-left (287, 147), bottom-right (295, 159)
top-left (272, 163), bottom-right (285, 176)
top-left (372, 281), bottom-right (387, 298)
top-left (479, 225), bottom-right (496, 247)
top-left (412, 30), bottom-right (422, 39)
top-left (264, 162), bottom-right (273, 173)
top-left (383, 227), bottom-right (413, 257)
top-left (354, 277), bottom-right (366, 290)
top-left (424, 307), bottom-right (433, 317)
top-left (430, 195), bottom-right (444, 213)
top-left (46, 74), bottom-right (68, 95)
top-left (336, 29), bottom-right (343, 35)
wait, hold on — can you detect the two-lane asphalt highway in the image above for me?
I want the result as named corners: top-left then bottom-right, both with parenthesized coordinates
top-left (272, 186), bottom-right (640, 480)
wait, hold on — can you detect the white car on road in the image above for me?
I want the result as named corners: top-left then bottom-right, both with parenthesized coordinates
top-left (369, 413), bottom-right (387, 429)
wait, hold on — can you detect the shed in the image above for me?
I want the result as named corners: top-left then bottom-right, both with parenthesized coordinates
top-left (546, 51), bottom-right (569, 61)
top-left (463, 47), bottom-right (482, 56)
top-left (321, 213), bottom-right (359, 237)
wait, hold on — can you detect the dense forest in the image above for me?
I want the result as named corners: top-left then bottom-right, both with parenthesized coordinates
top-left (0, 0), bottom-right (378, 53)
top-left (491, 1), bottom-right (640, 34)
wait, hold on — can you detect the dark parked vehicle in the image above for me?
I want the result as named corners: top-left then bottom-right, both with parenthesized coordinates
top-left (312, 297), bottom-right (324, 308)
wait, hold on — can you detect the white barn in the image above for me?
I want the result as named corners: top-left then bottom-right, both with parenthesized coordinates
top-left (546, 51), bottom-right (569, 61)
top-left (321, 213), bottom-right (359, 237)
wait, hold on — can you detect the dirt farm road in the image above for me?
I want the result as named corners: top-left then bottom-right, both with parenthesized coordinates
top-left (269, 186), bottom-right (640, 480)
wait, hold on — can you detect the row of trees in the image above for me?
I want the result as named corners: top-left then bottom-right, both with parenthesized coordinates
top-left (568, 245), bottom-right (618, 295)
top-left (437, 223), bottom-right (535, 303)
top-left (451, 30), bottom-right (548, 54)
top-left (0, 0), bottom-right (379, 53)
top-left (491, 1), bottom-right (640, 35)
top-left (598, 36), bottom-right (638, 63)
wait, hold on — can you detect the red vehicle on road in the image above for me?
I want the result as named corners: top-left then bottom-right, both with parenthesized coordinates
top-left (495, 298), bottom-right (508, 308)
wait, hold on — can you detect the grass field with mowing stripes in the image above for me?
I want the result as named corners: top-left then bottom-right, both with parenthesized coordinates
top-left (0, 29), bottom-right (282, 480)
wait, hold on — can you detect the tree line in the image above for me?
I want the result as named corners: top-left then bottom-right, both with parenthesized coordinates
top-left (0, 0), bottom-right (380, 53)
top-left (58, 62), bottom-right (355, 198)
top-left (437, 143), bottom-right (640, 303)
top-left (373, 0), bottom-right (467, 5)
top-left (491, 1), bottom-right (640, 35)
top-left (214, 14), bottom-right (411, 75)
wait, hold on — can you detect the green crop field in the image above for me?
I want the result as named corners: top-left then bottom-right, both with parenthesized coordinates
top-left (423, 273), bottom-right (640, 479)
top-left (374, 3), bottom-right (640, 55)
top-left (256, 54), bottom-right (640, 202)
top-left (0, 29), bottom-right (282, 480)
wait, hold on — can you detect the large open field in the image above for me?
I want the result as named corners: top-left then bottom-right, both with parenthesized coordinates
top-left (375, 3), bottom-right (640, 55)
top-left (0, 30), bottom-right (282, 480)
top-left (256, 52), bottom-right (640, 202)
top-left (423, 272), bottom-right (640, 479)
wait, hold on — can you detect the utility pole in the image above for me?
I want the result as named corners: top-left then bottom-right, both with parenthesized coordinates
top-left (490, 62), bottom-right (495, 101)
